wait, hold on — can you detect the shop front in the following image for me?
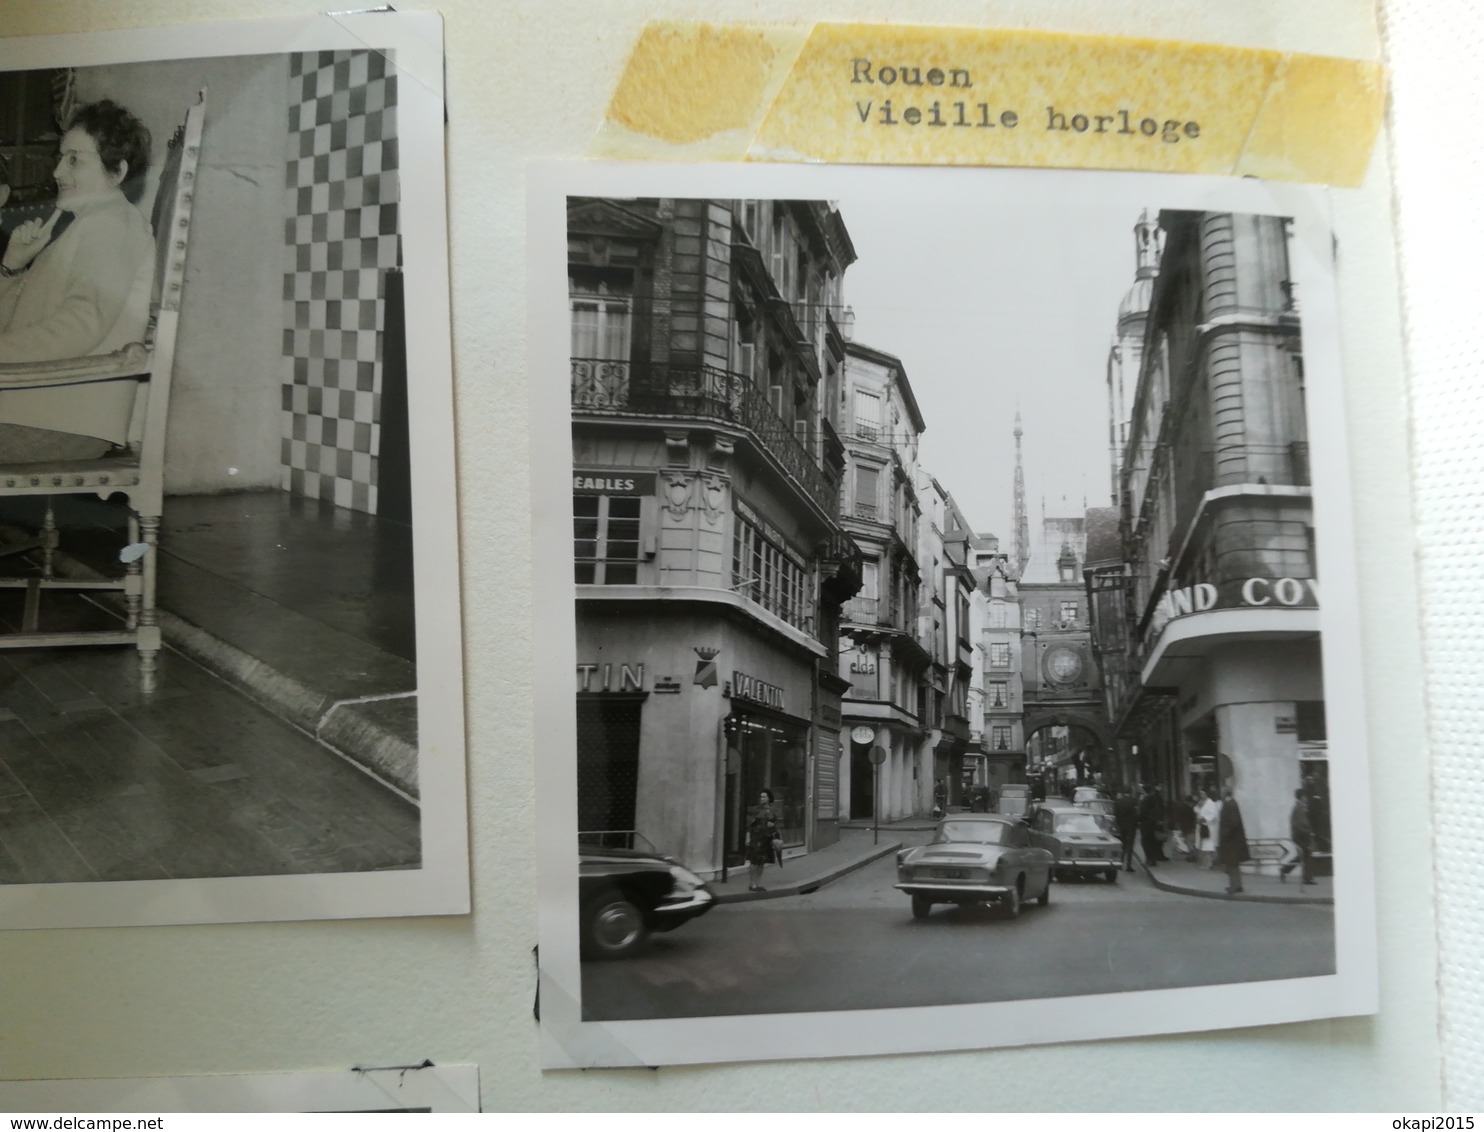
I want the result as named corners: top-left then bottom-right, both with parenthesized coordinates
top-left (723, 688), bottom-right (811, 869)
top-left (574, 601), bottom-right (824, 877)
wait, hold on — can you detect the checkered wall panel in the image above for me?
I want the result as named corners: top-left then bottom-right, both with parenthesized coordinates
top-left (282, 50), bottom-right (400, 514)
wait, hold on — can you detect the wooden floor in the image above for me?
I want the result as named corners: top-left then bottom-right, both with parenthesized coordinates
top-left (0, 608), bottom-right (421, 887)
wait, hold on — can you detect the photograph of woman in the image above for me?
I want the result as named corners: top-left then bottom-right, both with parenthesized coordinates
top-left (0, 99), bottom-right (154, 461)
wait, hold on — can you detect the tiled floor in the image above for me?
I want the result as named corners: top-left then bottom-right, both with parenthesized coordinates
top-left (0, 491), bottom-right (421, 885)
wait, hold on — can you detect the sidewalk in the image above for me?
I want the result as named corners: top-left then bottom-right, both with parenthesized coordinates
top-left (710, 823), bottom-right (916, 903)
top-left (1137, 848), bottom-right (1333, 905)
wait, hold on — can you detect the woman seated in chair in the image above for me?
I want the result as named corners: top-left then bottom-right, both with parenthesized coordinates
top-left (0, 99), bottom-right (153, 463)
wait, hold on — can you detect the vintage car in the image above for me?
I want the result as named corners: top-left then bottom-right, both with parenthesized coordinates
top-left (1075, 796), bottom-right (1118, 824)
top-left (1028, 801), bottom-right (1124, 883)
top-left (996, 783), bottom-right (1033, 818)
top-left (578, 844), bottom-right (715, 958)
top-left (1071, 785), bottom-right (1108, 804)
top-left (894, 814), bottom-right (1054, 919)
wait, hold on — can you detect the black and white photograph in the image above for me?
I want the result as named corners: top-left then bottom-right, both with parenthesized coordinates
top-left (0, 14), bottom-right (467, 928)
top-left (531, 161), bottom-right (1377, 1067)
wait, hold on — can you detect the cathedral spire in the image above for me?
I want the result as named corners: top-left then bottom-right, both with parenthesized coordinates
top-left (1012, 411), bottom-right (1029, 580)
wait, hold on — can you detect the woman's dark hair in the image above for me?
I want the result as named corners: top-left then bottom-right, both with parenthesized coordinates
top-left (760, 788), bottom-right (774, 804)
top-left (68, 100), bottom-right (151, 204)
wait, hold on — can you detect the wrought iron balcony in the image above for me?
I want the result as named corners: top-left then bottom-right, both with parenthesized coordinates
top-left (571, 357), bottom-right (833, 516)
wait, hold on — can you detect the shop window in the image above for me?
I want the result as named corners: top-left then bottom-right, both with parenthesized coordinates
top-left (727, 712), bottom-right (808, 859)
top-left (574, 494), bottom-right (642, 584)
top-left (575, 698), bottom-right (642, 841)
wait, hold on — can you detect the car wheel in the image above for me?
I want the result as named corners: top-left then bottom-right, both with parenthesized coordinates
top-left (1003, 880), bottom-right (1022, 919)
top-left (583, 890), bottom-right (649, 959)
top-left (911, 895), bottom-right (932, 920)
top-left (1037, 876), bottom-right (1051, 906)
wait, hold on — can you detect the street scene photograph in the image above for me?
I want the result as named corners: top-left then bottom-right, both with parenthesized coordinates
top-left (531, 162), bottom-right (1375, 1067)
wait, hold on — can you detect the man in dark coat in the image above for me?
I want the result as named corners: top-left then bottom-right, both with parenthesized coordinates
top-left (1138, 783), bottom-right (1168, 865)
top-left (1216, 786), bottom-right (1251, 894)
top-left (1113, 789), bottom-right (1140, 872)
top-left (1280, 788), bottom-right (1316, 885)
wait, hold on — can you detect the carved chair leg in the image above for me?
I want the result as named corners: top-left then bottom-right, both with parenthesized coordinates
top-left (137, 513), bottom-right (160, 695)
top-left (125, 513), bottom-right (142, 630)
top-left (40, 500), bottom-right (57, 578)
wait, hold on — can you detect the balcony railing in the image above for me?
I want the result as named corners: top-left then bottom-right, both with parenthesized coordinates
top-left (571, 358), bottom-right (832, 516)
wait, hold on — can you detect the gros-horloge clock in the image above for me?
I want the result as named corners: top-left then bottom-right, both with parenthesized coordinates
top-left (1044, 645), bottom-right (1083, 684)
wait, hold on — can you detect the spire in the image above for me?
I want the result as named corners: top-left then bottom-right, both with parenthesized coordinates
top-left (1012, 411), bottom-right (1029, 580)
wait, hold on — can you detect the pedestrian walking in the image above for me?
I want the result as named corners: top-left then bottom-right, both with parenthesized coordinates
top-left (1113, 789), bottom-right (1139, 872)
top-left (1216, 786), bottom-right (1251, 894)
top-left (745, 789), bottom-right (780, 892)
top-left (1172, 792), bottom-right (1197, 858)
top-left (933, 777), bottom-right (948, 819)
top-left (1138, 783), bottom-right (1168, 865)
top-left (1279, 788), bottom-right (1317, 885)
top-left (1196, 788), bottom-right (1221, 870)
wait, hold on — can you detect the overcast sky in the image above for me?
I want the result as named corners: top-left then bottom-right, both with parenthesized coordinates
top-left (833, 192), bottom-right (1148, 547)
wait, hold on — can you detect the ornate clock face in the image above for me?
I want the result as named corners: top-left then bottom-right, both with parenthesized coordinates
top-left (1045, 646), bottom-right (1083, 684)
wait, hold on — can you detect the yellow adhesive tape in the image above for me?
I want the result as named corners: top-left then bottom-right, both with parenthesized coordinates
top-left (596, 22), bottom-right (1384, 186)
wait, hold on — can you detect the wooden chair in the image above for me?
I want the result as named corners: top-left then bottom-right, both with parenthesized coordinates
top-left (0, 90), bottom-right (205, 693)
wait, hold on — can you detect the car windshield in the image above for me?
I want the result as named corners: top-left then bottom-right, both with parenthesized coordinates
top-left (935, 820), bottom-right (1011, 846)
top-left (1055, 812), bottom-right (1111, 835)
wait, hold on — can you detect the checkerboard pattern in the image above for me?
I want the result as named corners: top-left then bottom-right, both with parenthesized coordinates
top-left (281, 50), bottom-right (400, 514)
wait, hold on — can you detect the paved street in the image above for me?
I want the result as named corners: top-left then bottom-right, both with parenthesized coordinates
top-left (581, 842), bottom-right (1336, 1020)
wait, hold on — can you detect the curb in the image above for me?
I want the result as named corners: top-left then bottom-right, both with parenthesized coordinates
top-left (714, 840), bottom-right (903, 904)
top-left (1137, 858), bottom-right (1333, 906)
top-left (162, 609), bottom-right (419, 800)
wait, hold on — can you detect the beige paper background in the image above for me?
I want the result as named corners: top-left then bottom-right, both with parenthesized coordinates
top-left (0, 0), bottom-right (1456, 1112)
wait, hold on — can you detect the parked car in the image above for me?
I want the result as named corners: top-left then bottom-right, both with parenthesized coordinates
top-left (894, 814), bottom-right (1054, 920)
top-left (1028, 802), bottom-right (1124, 883)
top-left (578, 844), bottom-right (715, 958)
top-left (1071, 785), bottom-right (1108, 804)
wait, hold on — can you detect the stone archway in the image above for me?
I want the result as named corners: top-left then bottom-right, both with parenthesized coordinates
top-left (1023, 709), bottom-right (1115, 788)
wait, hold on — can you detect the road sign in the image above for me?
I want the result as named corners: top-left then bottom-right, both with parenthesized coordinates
top-left (851, 725), bottom-right (876, 746)
top-left (869, 744), bottom-right (888, 765)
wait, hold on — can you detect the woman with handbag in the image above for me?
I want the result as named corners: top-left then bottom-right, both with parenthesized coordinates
top-left (745, 789), bottom-right (780, 892)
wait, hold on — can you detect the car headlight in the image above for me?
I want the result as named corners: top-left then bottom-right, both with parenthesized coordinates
top-left (668, 864), bottom-right (706, 893)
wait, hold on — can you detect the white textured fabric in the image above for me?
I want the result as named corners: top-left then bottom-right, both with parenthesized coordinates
top-left (1384, 0), bottom-right (1484, 1110)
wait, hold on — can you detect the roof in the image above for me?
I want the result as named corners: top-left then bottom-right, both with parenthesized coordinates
top-left (845, 339), bottom-right (928, 433)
